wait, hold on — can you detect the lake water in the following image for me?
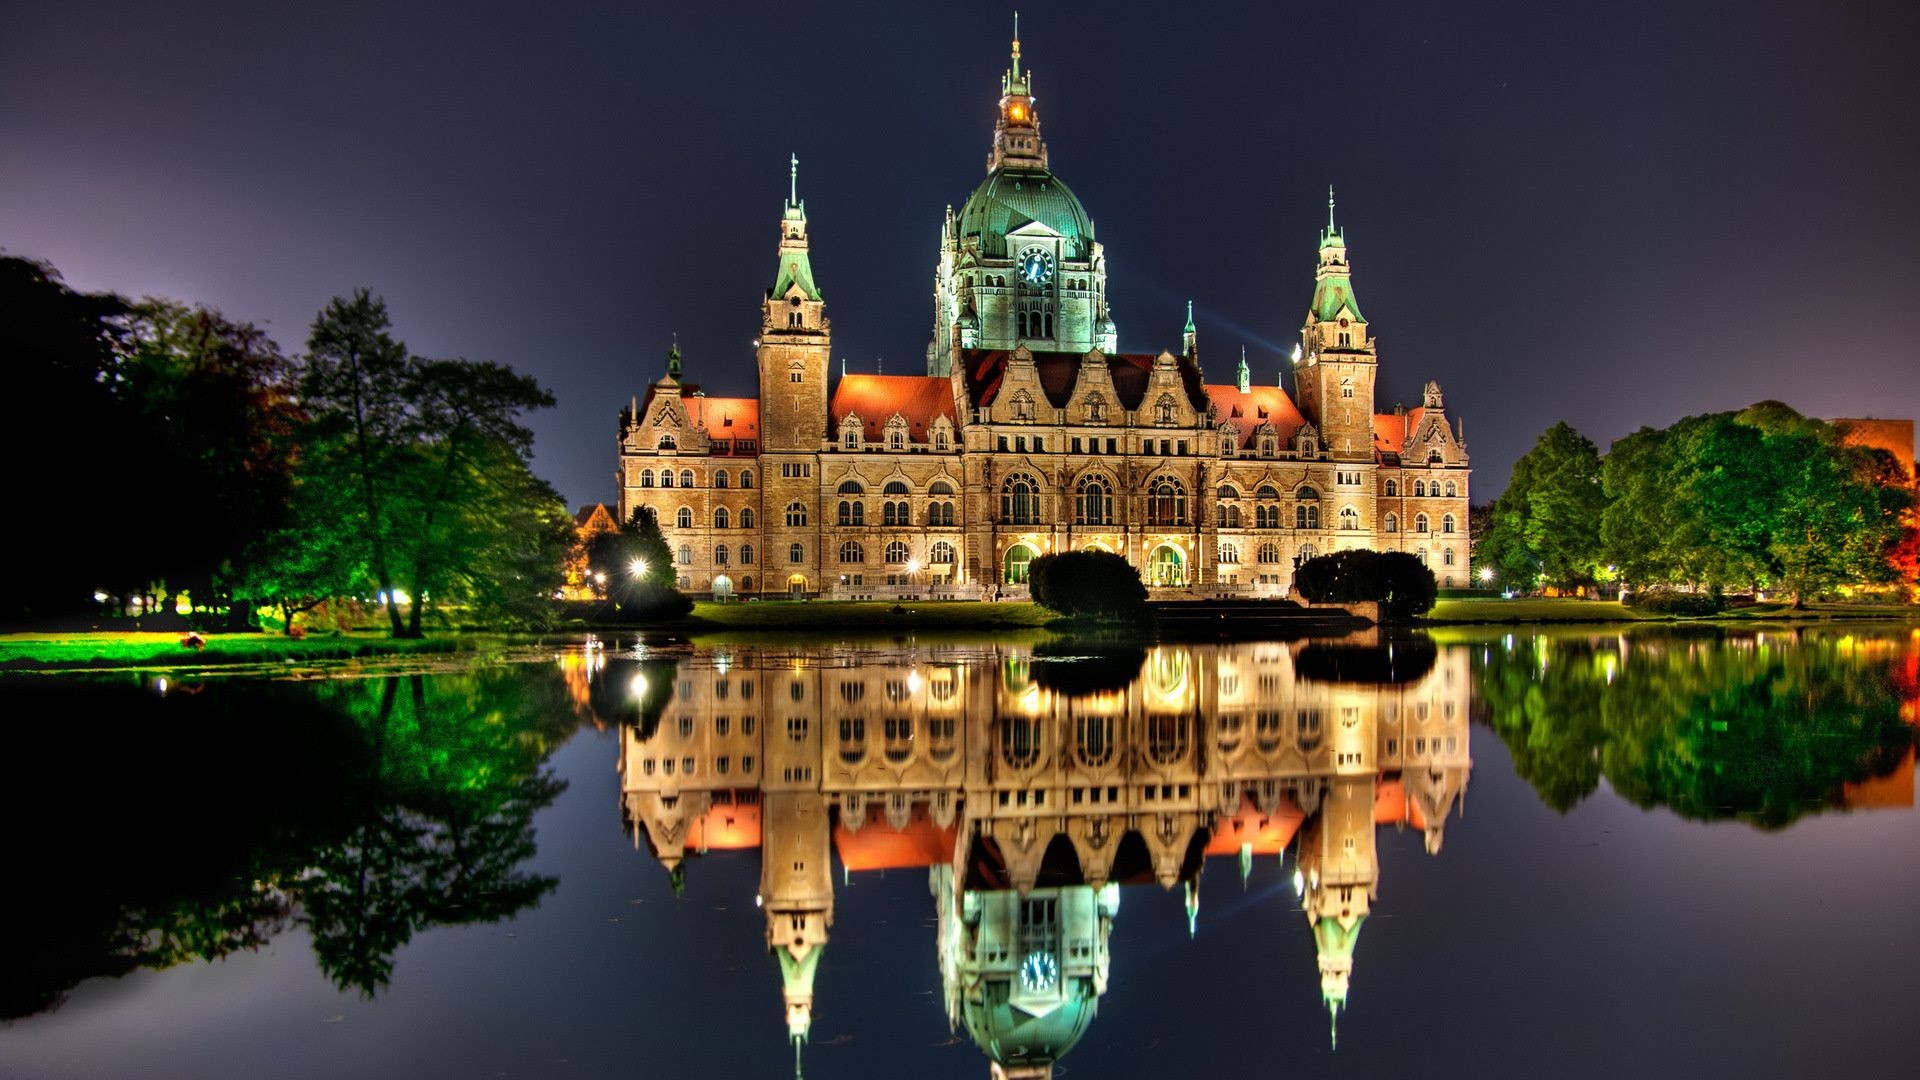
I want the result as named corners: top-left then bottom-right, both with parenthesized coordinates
top-left (3, 626), bottom-right (1917, 1079)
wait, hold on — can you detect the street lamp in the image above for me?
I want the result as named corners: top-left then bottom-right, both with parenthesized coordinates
top-left (1478, 566), bottom-right (1495, 584)
top-left (630, 558), bottom-right (648, 579)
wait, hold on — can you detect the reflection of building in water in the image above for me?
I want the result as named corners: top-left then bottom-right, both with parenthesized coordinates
top-left (615, 637), bottom-right (1470, 1076)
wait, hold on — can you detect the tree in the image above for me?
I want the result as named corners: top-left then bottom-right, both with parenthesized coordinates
top-left (300, 289), bottom-right (415, 635)
top-left (1292, 549), bottom-right (1437, 619)
top-left (1025, 551), bottom-right (1148, 620)
top-left (584, 509), bottom-right (689, 621)
top-left (294, 291), bottom-right (566, 634)
top-left (1483, 422), bottom-right (1607, 591)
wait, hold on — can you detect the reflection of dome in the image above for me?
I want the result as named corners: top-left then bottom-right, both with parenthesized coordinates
top-left (957, 167), bottom-right (1095, 260)
top-left (960, 979), bottom-right (1098, 1074)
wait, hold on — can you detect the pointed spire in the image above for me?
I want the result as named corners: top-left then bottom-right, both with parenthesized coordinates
top-left (1328, 997), bottom-right (1340, 1051)
top-left (1183, 878), bottom-right (1200, 939)
top-left (1327, 184), bottom-right (1337, 234)
top-left (1238, 842), bottom-right (1253, 889)
top-left (1184, 299), bottom-right (1195, 334)
top-left (789, 152), bottom-right (799, 207)
top-left (667, 335), bottom-right (682, 382)
top-left (1235, 345), bottom-right (1251, 393)
top-left (1011, 11), bottom-right (1021, 79)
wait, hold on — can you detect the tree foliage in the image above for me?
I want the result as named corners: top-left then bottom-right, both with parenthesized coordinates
top-left (1292, 549), bottom-right (1437, 619)
top-left (1026, 550), bottom-right (1148, 620)
top-left (1479, 421), bottom-right (1606, 590)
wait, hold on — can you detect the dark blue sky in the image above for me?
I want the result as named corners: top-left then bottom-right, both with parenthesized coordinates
top-left (5, 0), bottom-right (1917, 507)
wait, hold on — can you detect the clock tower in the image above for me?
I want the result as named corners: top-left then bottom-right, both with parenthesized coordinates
top-left (927, 24), bottom-right (1115, 374)
top-left (1294, 188), bottom-right (1378, 462)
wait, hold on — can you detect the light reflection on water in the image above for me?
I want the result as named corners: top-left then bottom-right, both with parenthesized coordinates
top-left (1, 626), bottom-right (1916, 1079)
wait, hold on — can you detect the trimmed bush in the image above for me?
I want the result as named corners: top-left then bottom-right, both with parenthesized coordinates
top-left (615, 583), bottom-right (694, 622)
top-left (1027, 551), bottom-right (1148, 620)
top-left (1293, 550), bottom-right (1438, 620)
top-left (1622, 588), bottom-right (1724, 616)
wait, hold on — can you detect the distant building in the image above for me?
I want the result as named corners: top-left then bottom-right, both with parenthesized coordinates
top-left (1832, 418), bottom-right (1918, 591)
top-left (616, 30), bottom-right (1470, 601)
top-left (560, 502), bottom-right (619, 600)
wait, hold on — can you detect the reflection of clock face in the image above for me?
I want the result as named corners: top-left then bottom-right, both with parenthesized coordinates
top-left (1018, 248), bottom-right (1055, 287)
top-left (1018, 950), bottom-right (1059, 993)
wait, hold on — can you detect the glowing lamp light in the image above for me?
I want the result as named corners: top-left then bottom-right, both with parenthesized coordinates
top-left (906, 559), bottom-right (921, 575)
top-left (630, 559), bottom-right (648, 579)
top-left (1478, 566), bottom-right (1495, 583)
top-left (629, 673), bottom-right (649, 701)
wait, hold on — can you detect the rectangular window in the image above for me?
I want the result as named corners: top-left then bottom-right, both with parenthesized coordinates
top-left (1033, 436), bottom-right (1043, 452)
top-left (1072, 437), bottom-right (1082, 453)
top-left (1143, 441), bottom-right (1155, 455)
top-left (1177, 440), bottom-right (1187, 456)
top-left (998, 436), bottom-right (1009, 452)
top-left (1106, 438), bottom-right (1117, 454)
top-left (1016, 436), bottom-right (1026, 452)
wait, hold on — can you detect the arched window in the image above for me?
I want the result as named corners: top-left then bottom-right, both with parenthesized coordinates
top-left (1384, 479), bottom-right (1397, 497)
top-left (660, 470), bottom-right (674, 489)
top-left (929, 479), bottom-right (955, 496)
top-left (1442, 513), bottom-right (1457, 533)
top-left (843, 425), bottom-right (860, 450)
top-left (1445, 480), bottom-right (1457, 498)
top-left (740, 470), bottom-right (753, 489)
top-left (640, 469), bottom-right (654, 488)
top-left (659, 435), bottom-right (676, 450)
top-left (1218, 503), bottom-right (1241, 528)
top-left (1297, 486), bottom-right (1319, 501)
top-left (1255, 505), bottom-right (1276, 529)
top-left (713, 507), bottom-right (729, 529)
top-left (1443, 547), bottom-right (1456, 566)
top-left (1339, 506), bottom-right (1360, 530)
top-left (1148, 478), bottom-right (1186, 526)
top-left (714, 470), bottom-right (729, 489)
top-left (1258, 485), bottom-right (1280, 500)
top-left (1258, 542), bottom-right (1280, 564)
top-left (1298, 543), bottom-right (1319, 562)
top-left (931, 501), bottom-right (955, 525)
top-left (740, 508), bottom-right (755, 529)
top-left (1414, 480), bottom-right (1427, 497)
top-left (1002, 474), bottom-right (1040, 525)
top-left (1384, 512), bottom-right (1399, 533)
top-left (887, 424), bottom-right (907, 451)
top-left (885, 540), bottom-right (910, 563)
top-left (676, 507), bottom-right (693, 529)
top-left (715, 544), bottom-right (729, 566)
top-left (883, 481), bottom-right (909, 496)
top-left (1296, 504), bottom-right (1320, 529)
top-left (837, 500), bottom-right (865, 526)
top-left (930, 541), bottom-right (956, 563)
top-left (680, 469), bottom-right (694, 488)
top-left (1075, 474), bottom-right (1112, 525)
top-left (789, 542), bottom-right (804, 563)
top-left (740, 544), bottom-right (755, 565)
top-left (1219, 542), bottom-right (1241, 564)
top-left (786, 502), bottom-right (807, 527)
top-left (677, 544), bottom-right (692, 565)
top-left (1415, 513), bottom-right (1431, 532)
top-left (1217, 484), bottom-right (1241, 499)
top-left (839, 540), bottom-right (864, 564)
top-left (837, 480), bottom-right (865, 495)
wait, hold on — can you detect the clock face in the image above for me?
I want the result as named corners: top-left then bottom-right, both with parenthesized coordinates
top-left (1017, 247), bottom-right (1055, 288)
top-left (1018, 950), bottom-right (1060, 993)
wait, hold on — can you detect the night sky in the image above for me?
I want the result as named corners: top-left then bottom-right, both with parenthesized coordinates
top-left (6, 0), bottom-right (1918, 508)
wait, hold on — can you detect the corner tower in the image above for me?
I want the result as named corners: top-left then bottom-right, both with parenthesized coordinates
top-left (1294, 188), bottom-right (1377, 460)
top-left (758, 155), bottom-right (830, 452)
top-left (927, 22), bottom-right (1115, 375)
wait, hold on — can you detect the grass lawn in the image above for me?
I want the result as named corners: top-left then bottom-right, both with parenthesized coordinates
top-left (686, 599), bottom-right (1054, 631)
top-left (1424, 596), bottom-right (1919, 625)
top-left (0, 631), bottom-right (493, 671)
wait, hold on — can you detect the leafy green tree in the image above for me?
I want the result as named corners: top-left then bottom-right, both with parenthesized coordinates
top-left (300, 289), bottom-right (416, 635)
top-left (1482, 422), bottom-right (1606, 591)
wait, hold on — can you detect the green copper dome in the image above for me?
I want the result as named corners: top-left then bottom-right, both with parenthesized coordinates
top-left (958, 167), bottom-right (1095, 260)
top-left (960, 980), bottom-right (1099, 1071)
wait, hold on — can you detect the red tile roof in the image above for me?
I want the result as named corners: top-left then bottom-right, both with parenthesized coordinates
top-left (829, 374), bottom-right (956, 442)
top-left (1371, 407), bottom-right (1426, 456)
top-left (1203, 384), bottom-right (1309, 446)
top-left (685, 395), bottom-right (760, 450)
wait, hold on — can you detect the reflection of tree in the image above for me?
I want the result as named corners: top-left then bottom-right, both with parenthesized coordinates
top-left (1476, 631), bottom-right (1916, 827)
top-left (0, 669), bottom-right (573, 1018)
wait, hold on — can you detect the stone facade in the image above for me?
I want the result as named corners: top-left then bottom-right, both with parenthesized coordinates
top-left (617, 35), bottom-right (1471, 600)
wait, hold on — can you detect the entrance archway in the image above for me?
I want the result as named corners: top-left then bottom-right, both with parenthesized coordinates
top-left (1148, 544), bottom-right (1185, 587)
top-left (787, 574), bottom-right (808, 598)
top-left (1003, 543), bottom-right (1039, 585)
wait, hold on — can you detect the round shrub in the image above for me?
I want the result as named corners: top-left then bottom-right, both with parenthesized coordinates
top-left (1293, 550), bottom-right (1438, 620)
top-left (1027, 551), bottom-right (1148, 620)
